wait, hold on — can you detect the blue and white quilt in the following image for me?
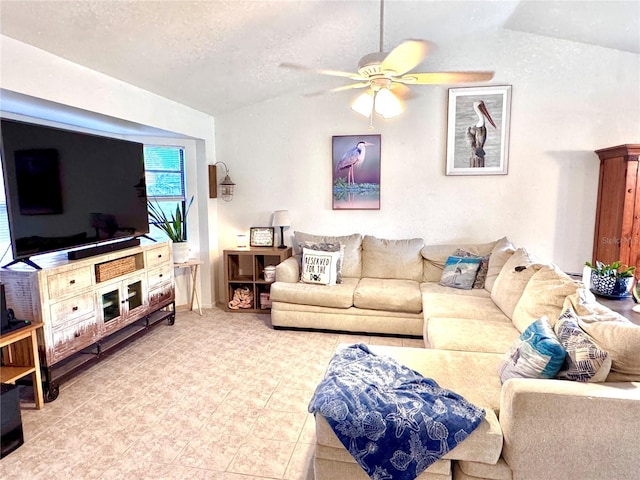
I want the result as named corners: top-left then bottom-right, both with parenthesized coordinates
top-left (308, 344), bottom-right (485, 480)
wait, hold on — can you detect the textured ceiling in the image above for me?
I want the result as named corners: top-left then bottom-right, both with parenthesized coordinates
top-left (0, 0), bottom-right (638, 118)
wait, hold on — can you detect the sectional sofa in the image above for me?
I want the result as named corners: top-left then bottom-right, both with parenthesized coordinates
top-left (270, 232), bottom-right (640, 480)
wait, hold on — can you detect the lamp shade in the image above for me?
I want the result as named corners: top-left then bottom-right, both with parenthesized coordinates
top-left (272, 210), bottom-right (291, 227)
top-left (375, 88), bottom-right (403, 118)
top-left (351, 90), bottom-right (374, 117)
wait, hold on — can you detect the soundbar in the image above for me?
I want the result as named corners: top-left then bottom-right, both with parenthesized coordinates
top-left (67, 237), bottom-right (141, 260)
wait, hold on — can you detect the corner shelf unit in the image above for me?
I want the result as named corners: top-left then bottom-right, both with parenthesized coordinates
top-left (223, 247), bottom-right (292, 313)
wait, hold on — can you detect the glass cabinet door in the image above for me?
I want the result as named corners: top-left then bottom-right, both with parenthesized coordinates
top-left (101, 288), bottom-right (121, 324)
top-left (127, 280), bottom-right (143, 311)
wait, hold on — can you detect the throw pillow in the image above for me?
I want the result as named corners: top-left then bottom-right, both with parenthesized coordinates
top-left (498, 316), bottom-right (566, 384)
top-left (453, 248), bottom-right (490, 289)
top-left (301, 241), bottom-right (343, 284)
top-left (300, 247), bottom-right (341, 285)
top-left (293, 231), bottom-right (363, 277)
top-left (484, 236), bottom-right (516, 292)
top-left (439, 255), bottom-right (482, 290)
top-left (554, 308), bottom-right (611, 382)
top-left (490, 248), bottom-right (542, 320)
top-left (511, 265), bottom-right (579, 332)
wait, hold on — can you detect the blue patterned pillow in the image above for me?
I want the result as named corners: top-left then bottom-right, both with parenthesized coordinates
top-left (439, 255), bottom-right (482, 290)
top-left (498, 317), bottom-right (566, 383)
top-left (554, 308), bottom-right (611, 382)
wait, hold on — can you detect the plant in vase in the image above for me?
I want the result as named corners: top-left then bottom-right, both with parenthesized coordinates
top-left (148, 196), bottom-right (194, 263)
top-left (585, 260), bottom-right (635, 297)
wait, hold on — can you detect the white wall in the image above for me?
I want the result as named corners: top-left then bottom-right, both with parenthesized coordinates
top-left (215, 29), bottom-right (640, 299)
top-left (0, 35), bottom-right (218, 307)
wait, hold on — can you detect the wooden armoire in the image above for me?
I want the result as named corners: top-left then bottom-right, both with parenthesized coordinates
top-left (592, 144), bottom-right (640, 270)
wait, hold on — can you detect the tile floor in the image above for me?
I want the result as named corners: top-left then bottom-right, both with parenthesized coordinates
top-left (0, 307), bottom-right (423, 479)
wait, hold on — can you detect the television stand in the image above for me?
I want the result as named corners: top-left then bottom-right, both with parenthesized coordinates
top-left (0, 241), bottom-right (175, 402)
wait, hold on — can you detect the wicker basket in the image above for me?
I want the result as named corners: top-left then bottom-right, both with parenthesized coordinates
top-left (95, 256), bottom-right (137, 282)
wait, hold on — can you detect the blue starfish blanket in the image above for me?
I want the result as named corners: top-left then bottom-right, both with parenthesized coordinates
top-left (308, 344), bottom-right (485, 480)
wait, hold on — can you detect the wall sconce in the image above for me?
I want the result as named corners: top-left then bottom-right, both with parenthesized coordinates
top-left (208, 162), bottom-right (236, 201)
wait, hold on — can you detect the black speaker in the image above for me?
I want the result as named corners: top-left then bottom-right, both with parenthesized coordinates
top-left (0, 283), bottom-right (8, 333)
top-left (1, 383), bottom-right (24, 458)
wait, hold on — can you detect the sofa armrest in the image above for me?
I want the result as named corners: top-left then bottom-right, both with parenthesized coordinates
top-left (275, 255), bottom-right (300, 283)
top-left (500, 378), bottom-right (640, 479)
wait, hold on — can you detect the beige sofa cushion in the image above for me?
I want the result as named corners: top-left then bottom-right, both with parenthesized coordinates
top-left (293, 231), bottom-right (362, 277)
top-left (422, 291), bottom-right (508, 322)
top-left (484, 236), bottom-right (516, 292)
top-left (354, 278), bottom-right (422, 313)
top-left (426, 317), bottom-right (520, 353)
top-left (490, 248), bottom-right (541, 319)
top-left (269, 277), bottom-right (358, 308)
top-left (361, 235), bottom-right (424, 281)
top-left (421, 240), bottom-right (497, 282)
top-left (511, 265), bottom-right (579, 332)
top-left (577, 315), bottom-right (640, 377)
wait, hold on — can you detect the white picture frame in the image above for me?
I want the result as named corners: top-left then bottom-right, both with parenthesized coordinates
top-left (446, 85), bottom-right (512, 176)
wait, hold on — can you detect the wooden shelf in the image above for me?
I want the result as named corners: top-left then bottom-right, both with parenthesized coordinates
top-left (223, 247), bottom-right (292, 313)
top-left (0, 322), bottom-right (44, 409)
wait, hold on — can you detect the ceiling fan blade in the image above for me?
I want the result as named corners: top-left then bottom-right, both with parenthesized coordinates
top-left (329, 82), bottom-right (371, 93)
top-left (304, 82), bottom-right (370, 97)
top-left (279, 62), bottom-right (366, 81)
top-left (381, 40), bottom-right (431, 75)
top-left (397, 71), bottom-right (495, 84)
top-left (389, 83), bottom-right (413, 100)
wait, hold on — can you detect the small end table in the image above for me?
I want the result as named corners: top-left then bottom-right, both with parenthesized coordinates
top-left (174, 259), bottom-right (203, 315)
top-left (1, 322), bottom-right (45, 409)
top-left (596, 296), bottom-right (640, 326)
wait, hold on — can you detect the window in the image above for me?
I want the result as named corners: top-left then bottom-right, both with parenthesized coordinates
top-left (144, 145), bottom-right (188, 241)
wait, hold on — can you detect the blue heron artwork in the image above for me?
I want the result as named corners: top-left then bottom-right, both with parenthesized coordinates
top-left (332, 134), bottom-right (381, 210)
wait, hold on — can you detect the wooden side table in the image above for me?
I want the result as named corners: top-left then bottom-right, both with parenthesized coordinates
top-left (174, 259), bottom-right (203, 315)
top-left (224, 247), bottom-right (292, 313)
top-left (1, 322), bottom-right (44, 409)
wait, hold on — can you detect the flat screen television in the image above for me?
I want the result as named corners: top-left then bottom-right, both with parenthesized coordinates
top-left (0, 118), bottom-right (149, 268)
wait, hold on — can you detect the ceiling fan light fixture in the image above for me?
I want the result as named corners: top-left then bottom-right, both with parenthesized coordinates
top-left (374, 88), bottom-right (402, 118)
top-left (351, 90), bottom-right (374, 117)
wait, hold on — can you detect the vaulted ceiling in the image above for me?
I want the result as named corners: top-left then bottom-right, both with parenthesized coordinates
top-left (1, 0), bottom-right (638, 117)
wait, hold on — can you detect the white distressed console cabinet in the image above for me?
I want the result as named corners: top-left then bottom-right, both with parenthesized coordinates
top-left (0, 241), bottom-right (175, 401)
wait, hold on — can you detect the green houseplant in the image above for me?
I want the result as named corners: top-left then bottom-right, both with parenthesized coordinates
top-left (148, 196), bottom-right (194, 263)
top-left (585, 260), bottom-right (635, 297)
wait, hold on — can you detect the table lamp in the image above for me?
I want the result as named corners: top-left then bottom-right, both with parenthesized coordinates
top-left (272, 210), bottom-right (291, 249)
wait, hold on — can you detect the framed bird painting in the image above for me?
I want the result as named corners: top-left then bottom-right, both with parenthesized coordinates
top-left (445, 85), bottom-right (512, 176)
top-left (332, 134), bottom-right (381, 210)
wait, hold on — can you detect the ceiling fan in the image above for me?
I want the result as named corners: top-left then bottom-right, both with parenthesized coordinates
top-left (280, 0), bottom-right (494, 119)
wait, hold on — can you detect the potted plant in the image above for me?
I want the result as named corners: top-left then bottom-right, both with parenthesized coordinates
top-left (148, 196), bottom-right (194, 263)
top-left (585, 260), bottom-right (635, 297)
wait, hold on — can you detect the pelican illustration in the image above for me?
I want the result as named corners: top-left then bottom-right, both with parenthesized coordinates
top-left (336, 141), bottom-right (373, 185)
top-left (466, 100), bottom-right (496, 168)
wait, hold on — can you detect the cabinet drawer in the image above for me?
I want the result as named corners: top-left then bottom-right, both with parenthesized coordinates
top-left (145, 245), bottom-right (171, 269)
top-left (51, 316), bottom-right (99, 364)
top-left (50, 293), bottom-right (96, 328)
top-left (48, 266), bottom-right (93, 299)
top-left (149, 284), bottom-right (174, 308)
top-left (147, 264), bottom-right (172, 290)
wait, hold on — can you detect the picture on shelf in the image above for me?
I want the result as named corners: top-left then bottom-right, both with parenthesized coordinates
top-left (250, 227), bottom-right (275, 247)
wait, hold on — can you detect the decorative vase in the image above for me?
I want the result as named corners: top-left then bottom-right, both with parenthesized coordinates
top-left (172, 242), bottom-right (190, 264)
top-left (590, 272), bottom-right (632, 297)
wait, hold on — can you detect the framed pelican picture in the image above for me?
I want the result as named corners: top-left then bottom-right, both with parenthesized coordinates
top-left (332, 134), bottom-right (381, 210)
top-left (445, 85), bottom-right (512, 176)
